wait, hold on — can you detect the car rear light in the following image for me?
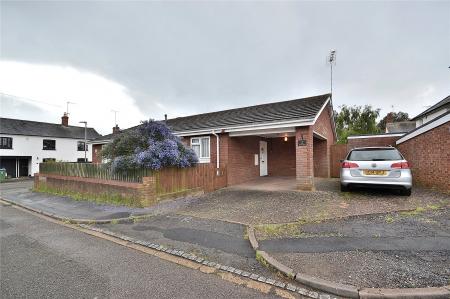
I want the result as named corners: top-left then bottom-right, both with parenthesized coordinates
top-left (391, 162), bottom-right (410, 169)
top-left (342, 162), bottom-right (359, 168)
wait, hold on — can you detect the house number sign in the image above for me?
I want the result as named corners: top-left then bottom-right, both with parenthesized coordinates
top-left (298, 139), bottom-right (307, 146)
top-left (297, 134), bottom-right (307, 146)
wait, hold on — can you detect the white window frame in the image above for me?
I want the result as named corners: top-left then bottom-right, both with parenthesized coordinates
top-left (190, 136), bottom-right (210, 163)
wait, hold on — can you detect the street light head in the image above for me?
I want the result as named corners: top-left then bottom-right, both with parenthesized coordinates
top-left (79, 121), bottom-right (87, 124)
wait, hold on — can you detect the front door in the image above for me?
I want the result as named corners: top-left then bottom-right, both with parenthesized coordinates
top-left (259, 141), bottom-right (268, 176)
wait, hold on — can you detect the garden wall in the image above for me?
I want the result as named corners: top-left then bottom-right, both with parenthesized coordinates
top-left (35, 163), bottom-right (227, 207)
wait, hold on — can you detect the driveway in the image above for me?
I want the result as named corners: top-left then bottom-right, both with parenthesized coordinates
top-left (178, 178), bottom-right (449, 225)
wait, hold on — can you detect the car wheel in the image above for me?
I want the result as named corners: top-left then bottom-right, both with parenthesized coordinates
top-left (401, 188), bottom-right (412, 196)
top-left (340, 184), bottom-right (349, 192)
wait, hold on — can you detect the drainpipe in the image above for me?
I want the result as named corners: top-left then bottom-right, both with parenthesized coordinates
top-left (211, 130), bottom-right (220, 176)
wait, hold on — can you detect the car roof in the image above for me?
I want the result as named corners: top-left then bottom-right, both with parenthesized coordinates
top-left (351, 146), bottom-right (397, 150)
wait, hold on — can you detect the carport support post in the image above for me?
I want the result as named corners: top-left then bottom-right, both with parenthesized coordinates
top-left (295, 126), bottom-right (314, 191)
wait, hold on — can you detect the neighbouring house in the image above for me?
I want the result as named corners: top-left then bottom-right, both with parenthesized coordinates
top-left (90, 125), bottom-right (121, 164)
top-left (92, 94), bottom-right (336, 190)
top-left (396, 97), bottom-right (450, 191)
top-left (411, 95), bottom-right (450, 127)
top-left (0, 113), bottom-right (100, 178)
top-left (385, 121), bottom-right (416, 134)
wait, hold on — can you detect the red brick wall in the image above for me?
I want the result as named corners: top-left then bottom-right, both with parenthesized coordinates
top-left (312, 105), bottom-right (335, 178)
top-left (347, 136), bottom-right (401, 149)
top-left (313, 138), bottom-right (328, 178)
top-left (268, 137), bottom-right (296, 176)
top-left (92, 144), bottom-right (103, 164)
top-left (227, 136), bottom-right (261, 185)
top-left (34, 173), bottom-right (156, 207)
top-left (397, 122), bottom-right (450, 191)
top-left (295, 126), bottom-right (314, 190)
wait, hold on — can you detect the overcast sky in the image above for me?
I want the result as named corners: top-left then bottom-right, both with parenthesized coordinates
top-left (1, 1), bottom-right (449, 134)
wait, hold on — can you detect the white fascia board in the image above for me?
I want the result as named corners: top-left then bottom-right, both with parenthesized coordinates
top-left (313, 131), bottom-right (327, 140)
top-left (348, 133), bottom-right (405, 140)
top-left (87, 139), bottom-right (112, 145)
top-left (174, 118), bottom-right (314, 137)
top-left (312, 97), bottom-right (331, 124)
top-left (229, 127), bottom-right (296, 137)
top-left (396, 113), bottom-right (450, 145)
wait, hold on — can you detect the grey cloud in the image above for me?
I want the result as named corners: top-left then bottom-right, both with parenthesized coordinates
top-left (1, 1), bottom-right (449, 125)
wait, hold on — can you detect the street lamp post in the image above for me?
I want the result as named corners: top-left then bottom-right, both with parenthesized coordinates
top-left (79, 121), bottom-right (87, 162)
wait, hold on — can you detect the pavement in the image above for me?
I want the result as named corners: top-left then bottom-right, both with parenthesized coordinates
top-left (1, 202), bottom-right (281, 299)
top-left (92, 214), bottom-right (281, 281)
top-left (0, 179), bottom-right (200, 221)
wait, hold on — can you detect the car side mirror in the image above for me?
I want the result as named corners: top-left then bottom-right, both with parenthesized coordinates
top-left (340, 159), bottom-right (344, 163)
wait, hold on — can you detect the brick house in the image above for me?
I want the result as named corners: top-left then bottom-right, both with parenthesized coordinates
top-left (166, 93), bottom-right (336, 190)
top-left (91, 94), bottom-right (336, 190)
top-left (396, 108), bottom-right (449, 191)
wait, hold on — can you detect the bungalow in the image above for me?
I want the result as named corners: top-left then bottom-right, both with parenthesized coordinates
top-left (91, 94), bottom-right (336, 190)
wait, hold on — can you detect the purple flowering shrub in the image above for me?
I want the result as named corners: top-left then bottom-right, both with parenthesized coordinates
top-left (101, 120), bottom-right (198, 172)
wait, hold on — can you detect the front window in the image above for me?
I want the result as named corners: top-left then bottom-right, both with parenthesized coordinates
top-left (0, 137), bottom-right (13, 149)
top-left (191, 137), bottom-right (210, 163)
top-left (77, 141), bottom-right (88, 151)
top-left (43, 139), bottom-right (56, 150)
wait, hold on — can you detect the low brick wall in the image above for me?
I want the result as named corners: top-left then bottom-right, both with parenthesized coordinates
top-left (34, 173), bottom-right (157, 207)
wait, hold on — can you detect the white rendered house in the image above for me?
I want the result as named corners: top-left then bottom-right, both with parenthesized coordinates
top-left (0, 114), bottom-right (100, 178)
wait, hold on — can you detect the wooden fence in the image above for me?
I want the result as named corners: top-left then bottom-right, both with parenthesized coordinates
top-left (330, 144), bottom-right (349, 178)
top-left (155, 164), bottom-right (227, 196)
top-left (39, 162), bottom-right (228, 200)
top-left (39, 162), bottom-right (152, 183)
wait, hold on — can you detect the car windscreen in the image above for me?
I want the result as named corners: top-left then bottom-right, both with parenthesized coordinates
top-left (347, 149), bottom-right (403, 161)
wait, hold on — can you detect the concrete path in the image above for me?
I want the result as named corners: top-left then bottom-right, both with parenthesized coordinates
top-left (0, 179), bottom-right (199, 221)
top-left (0, 203), bottom-right (277, 299)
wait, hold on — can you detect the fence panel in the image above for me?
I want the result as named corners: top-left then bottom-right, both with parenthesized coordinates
top-left (39, 162), bottom-right (152, 183)
top-left (330, 144), bottom-right (349, 178)
top-left (154, 164), bottom-right (227, 196)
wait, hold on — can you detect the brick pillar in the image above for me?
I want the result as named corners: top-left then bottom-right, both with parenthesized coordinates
top-left (295, 126), bottom-right (314, 190)
top-left (140, 176), bottom-right (157, 206)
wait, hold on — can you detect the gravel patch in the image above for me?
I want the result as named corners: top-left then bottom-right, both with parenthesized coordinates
top-left (178, 180), bottom-right (449, 225)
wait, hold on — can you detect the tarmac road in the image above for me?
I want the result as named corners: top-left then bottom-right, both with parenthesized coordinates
top-left (0, 203), bottom-right (277, 299)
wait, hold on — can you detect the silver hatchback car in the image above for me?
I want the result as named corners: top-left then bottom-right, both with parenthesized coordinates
top-left (340, 147), bottom-right (412, 196)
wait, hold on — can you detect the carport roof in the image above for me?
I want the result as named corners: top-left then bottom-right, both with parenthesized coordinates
top-left (165, 93), bottom-right (331, 133)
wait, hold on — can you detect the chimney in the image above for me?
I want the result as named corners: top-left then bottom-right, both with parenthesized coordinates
top-left (112, 125), bottom-right (121, 134)
top-left (61, 112), bottom-right (69, 126)
top-left (164, 114), bottom-right (167, 121)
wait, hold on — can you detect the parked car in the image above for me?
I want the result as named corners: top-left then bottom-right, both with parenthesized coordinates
top-left (340, 147), bottom-right (412, 196)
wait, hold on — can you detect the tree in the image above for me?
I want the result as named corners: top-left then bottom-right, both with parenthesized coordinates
top-left (334, 105), bottom-right (381, 143)
top-left (101, 120), bottom-right (198, 171)
top-left (377, 111), bottom-right (409, 132)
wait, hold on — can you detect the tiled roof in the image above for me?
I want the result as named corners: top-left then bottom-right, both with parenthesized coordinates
top-left (165, 94), bottom-right (330, 132)
top-left (90, 93), bottom-right (331, 143)
top-left (386, 121), bottom-right (416, 133)
top-left (0, 117), bottom-right (101, 139)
